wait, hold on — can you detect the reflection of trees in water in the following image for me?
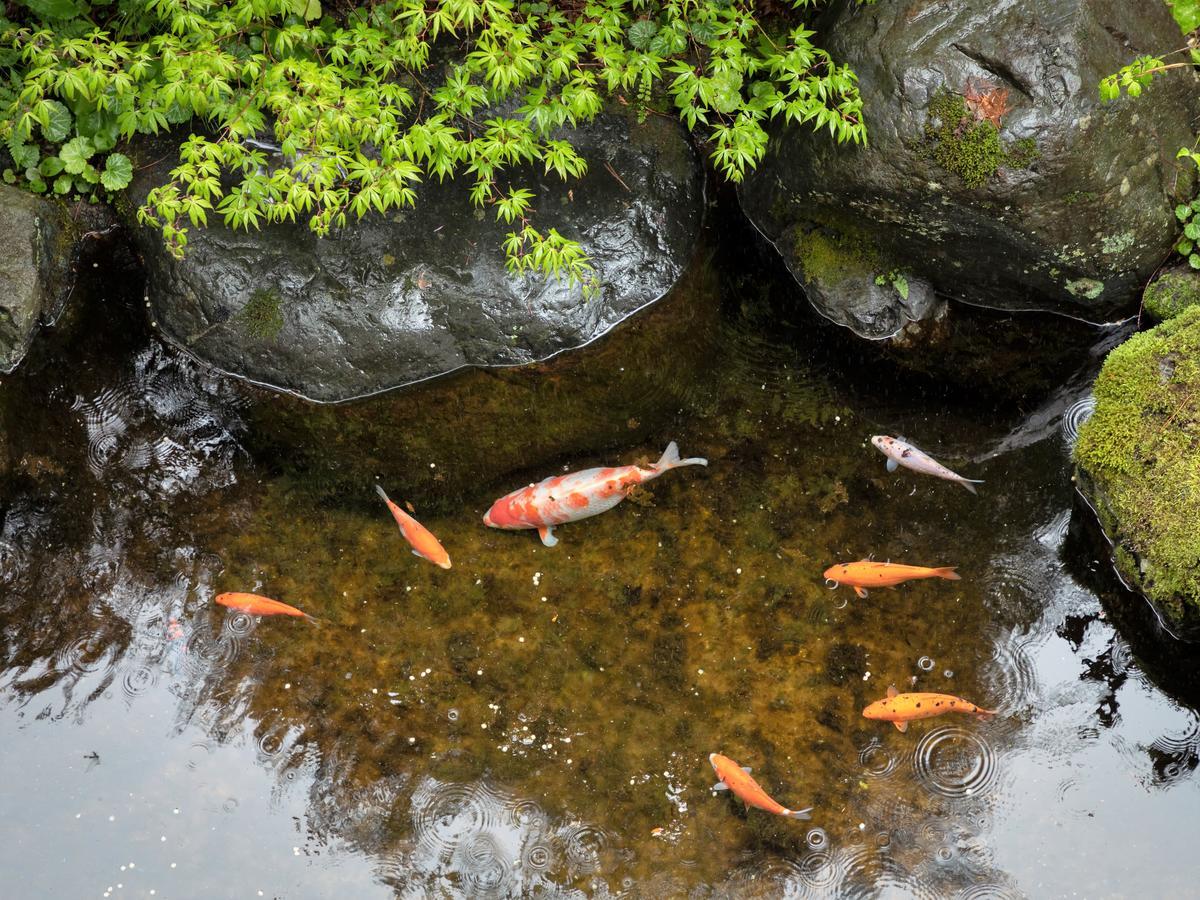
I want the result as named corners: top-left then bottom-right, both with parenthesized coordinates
top-left (1062, 506), bottom-right (1200, 788)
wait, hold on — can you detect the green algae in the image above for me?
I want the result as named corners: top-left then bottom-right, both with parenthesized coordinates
top-left (1074, 305), bottom-right (1200, 630)
top-left (1143, 269), bottom-right (1200, 321)
top-left (923, 91), bottom-right (1037, 189)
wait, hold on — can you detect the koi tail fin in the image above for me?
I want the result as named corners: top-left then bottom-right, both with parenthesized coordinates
top-left (784, 807), bottom-right (813, 820)
top-left (934, 567), bottom-right (961, 581)
top-left (656, 441), bottom-right (707, 471)
top-left (975, 708), bottom-right (997, 720)
top-left (958, 478), bottom-right (984, 495)
top-left (374, 483), bottom-right (390, 503)
top-left (303, 613), bottom-right (323, 627)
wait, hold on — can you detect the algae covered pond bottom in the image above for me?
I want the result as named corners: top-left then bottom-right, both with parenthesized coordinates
top-left (2, 249), bottom-right (1200, 899)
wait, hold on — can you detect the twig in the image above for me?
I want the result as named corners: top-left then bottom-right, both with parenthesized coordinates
top-left (602, 160), bottom-right (630, 192)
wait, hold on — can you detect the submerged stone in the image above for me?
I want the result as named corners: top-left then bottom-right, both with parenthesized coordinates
top-left (1074, 306), bottom-right (1200, 639)
top-left (0, 185), bottom-right (73, 373)
top-left (740, 0), bottom-right (1199, 337)
top-left (125, 111), bottom-right (703, 402)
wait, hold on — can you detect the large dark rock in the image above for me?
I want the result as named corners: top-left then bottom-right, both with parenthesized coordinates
top-left (0, 185), bottom-right (72, 373)
top-left (126, 111), bottom-right (703, 401)
top-left (741, 0), bottom-right (1199, 339)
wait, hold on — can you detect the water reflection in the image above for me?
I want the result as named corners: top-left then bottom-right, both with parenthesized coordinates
top-left (1, 232), bottom-right (1199, 898)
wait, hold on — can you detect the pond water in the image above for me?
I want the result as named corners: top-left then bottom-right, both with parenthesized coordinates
top-left (2, 229), bottom-right (1199, 899)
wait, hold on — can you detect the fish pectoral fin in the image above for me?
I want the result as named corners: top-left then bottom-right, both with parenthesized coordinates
top-left (712, 781), bottom-right (729, 791)
top-left (886, 458), bottom-right (899, 473)
top-left (893, 720), bottom-right (908, 733)
top-left (537, 526), bottom-right (559, 547)
top-left (854, 586), bottom-right (868, 598)
top-left (887, 685), bottom-right (898, 699)
top-left (741, 766), bottom-right (752, 773)
top-left (411, 549), bottom-right (425, 559)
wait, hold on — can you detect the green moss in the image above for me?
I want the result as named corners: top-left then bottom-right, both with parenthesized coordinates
top-left (1143, 270), bottom-right (1200, 322)
top-left (237, 288), bottom-right (284, 340)
top-left (923, 91), bottom-right (1037, 188)
top-left (793, 225), bottom-right (880, 286)
top-left (1074, 305), bottom-right (1200, 626)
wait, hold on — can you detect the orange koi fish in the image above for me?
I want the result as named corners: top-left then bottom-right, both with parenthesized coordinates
top-left (709, 753), bottom-right (812, 819)
top-left (215, 592), bottom-right (318, 622)
top-left (823, 560), bottom-right (960, 598)
top-left (863, 685), bottom-right (996, 733)
top-left (375, 484), bottom-right (451, 569)
top-left (483, 441), bottom-right (707, 547)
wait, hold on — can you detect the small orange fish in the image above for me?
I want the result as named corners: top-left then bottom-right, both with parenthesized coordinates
top-left (863, 685), bottom-right (996, 733)
top-left (709, 753), bottom-right (812, 819)
top-left (215, 592), bottom-right (318, 622)
top-left (823, 560), bottom-right (960, 598)
top-left (375, 484), bottom-right (451, 569)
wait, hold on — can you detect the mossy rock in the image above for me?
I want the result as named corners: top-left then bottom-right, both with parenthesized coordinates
top-left (1074, 306), bottom-right (1200, 638)
top-left (1143, 268), bottom-right (1200, 322)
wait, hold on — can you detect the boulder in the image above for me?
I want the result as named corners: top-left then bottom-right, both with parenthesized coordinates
top-left (0, 185), bottom-right (72, 372)
top-left (1074, 306), bottom-right (1200, 639)
top-left (1143, 266), bottom-right (1200, 322)
top-left (126, 111), bottom-right (703, 402)
top-left (740, 0), bottom-right (1200, 338)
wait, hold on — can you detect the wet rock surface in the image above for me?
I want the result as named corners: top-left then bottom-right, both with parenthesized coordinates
top-left (1074, 306), bottom-right (1200, 639)
top-left (740, 0), bottom-right (1199, 338)
top-left (126, 111), bottom-right (703, 402)
top-left (0, 185), bottom-right (72, 373)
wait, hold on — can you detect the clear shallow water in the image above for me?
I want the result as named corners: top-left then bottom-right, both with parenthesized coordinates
top-left (1, 236), bottom-right (1199, 899)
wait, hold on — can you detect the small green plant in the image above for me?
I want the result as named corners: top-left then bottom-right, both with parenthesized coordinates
top-left (1172, 197), bottom-right (1200, 269)
top-left (874, 269), bottom-right (908, 300)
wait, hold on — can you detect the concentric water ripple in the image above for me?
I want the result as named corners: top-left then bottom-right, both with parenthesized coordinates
top-left (119, 662), bottom-right (158, 699)
top-left (222, 612), bottom-right (255, 638)
top-left (859, 738), bottom-right (900, 779)
top-left (557, 821), bottom-right (608, 875)
top-left (1061, 395), bottom-right (1096, 444)
top-left (797, 849), bottom-right (840, 890)
top-left (453, 832), bottom-right (512, 897)
top-left (980, 629), bottom-right (1041, 715)
top-left (410, 779), bottom-right (504, 864)
top-left (913, 726), bottom-right (999, 799)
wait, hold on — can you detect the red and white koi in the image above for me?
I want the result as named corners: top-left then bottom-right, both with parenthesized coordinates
top-left (483, 441), bottom-right (707, 546)
top-left (871, 435), bottom-right (983, 493)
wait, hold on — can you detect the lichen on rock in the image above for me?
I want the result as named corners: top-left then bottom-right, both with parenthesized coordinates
top-left (1074, 306), bottom-right (1200, 636)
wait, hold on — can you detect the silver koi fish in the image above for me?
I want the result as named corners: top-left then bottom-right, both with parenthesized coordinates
top-left (871, 435), bottom-right (983, 494)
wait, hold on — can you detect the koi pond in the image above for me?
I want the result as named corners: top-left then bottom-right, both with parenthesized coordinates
top-left (2, 230), bottom-right (1200, 899)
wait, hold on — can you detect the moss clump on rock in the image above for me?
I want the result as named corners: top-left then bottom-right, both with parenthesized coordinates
top-left (1074, 306), bottom-right (1200, 634)
top-left (794, 225), bottom-right (882, 286)
top-left (1143, 269), bottom-right (1200, 322)
top-left (923, 91), bottom-right (1037, 188)
top-left (237, 288), bottom-right (285, 340)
